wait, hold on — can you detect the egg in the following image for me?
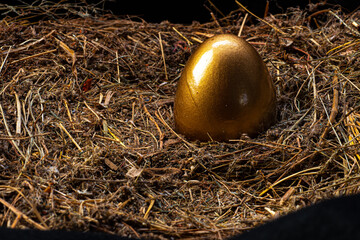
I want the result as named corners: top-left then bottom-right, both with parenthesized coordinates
top-left (174, 34), bottom-right (276, 141)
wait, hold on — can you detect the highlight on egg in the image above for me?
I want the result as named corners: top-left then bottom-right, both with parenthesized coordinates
top-left (174, 34), bottom-right (276, 141)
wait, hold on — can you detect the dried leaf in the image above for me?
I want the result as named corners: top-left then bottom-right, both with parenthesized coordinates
top-left (58, 40), bottom-right (76, 72)
top-left (81, 78), bottom-right (92, 92)
top-left (126, 167), bottom-right (142, 178)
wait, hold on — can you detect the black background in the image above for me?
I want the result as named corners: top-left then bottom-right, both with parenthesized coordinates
top-left (1, 0), bottom-right (359, 23)
top-left (100, 0), bottom-right (360, 23)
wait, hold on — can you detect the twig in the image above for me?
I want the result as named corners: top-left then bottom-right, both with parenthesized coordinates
top-left (0, 46), bottom-right (11, 75)
top-left (210, 12), bottom-right (224, 33)
top-left (158, 32), bottom-right (168, 80)
top-left (143, 101), bottom-right (163, 149)
top-left (0, 68), bottom-right (24, 96)
top-left (329, 11), bottom-right (360, 37)
top-left (172, 27), bottom-right (193, 46)
top-left (58, 122), bottom-right (83, 151)
top-left (155, 108), bottom-right (197, 150)
top-left (144, 194), bottom-right (155, 220)
top-left (14, 92), bottom-right (22, 135)
top-left (10, 49), bottom-right (57, 64)
top-left (0, 30), bottom-right (56, 55)
top-left (235, 0), bottom-right (286, 35)
top-left (259, 166), bottom-right (321, 197)
top-left (0, 185), bottom-right (48, 228)
top-left (230, 139), bottom-right (301, 150)
top-left (0, 103), bottom-right (26, 161)
top-left (63, 99), bottom-right (73, 123)
top-left (115, 50), bottom-right (121, 83)
top-left (0, 197), bottom-right (46, 230)
top-left (107, 126), bottom-right (127, 148)
top-left (319, 74), bottom-right (339, 144)
top-left (84, 101), bottom-right (101, 121)
top-left (238, 13), bottom-right (248, 37)
top-left (310, 67), bottom-right (317, 126)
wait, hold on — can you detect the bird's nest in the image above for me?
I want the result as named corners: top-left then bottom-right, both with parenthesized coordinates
top-left (1, 1), bottom-right (360, 239)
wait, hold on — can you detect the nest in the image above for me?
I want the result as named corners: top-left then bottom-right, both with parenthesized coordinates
top-left (1, 1), bottom-right (360, 239)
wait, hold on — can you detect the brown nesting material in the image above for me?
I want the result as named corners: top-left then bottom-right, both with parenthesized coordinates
top-left (0, 1), bottom-right (360, 239)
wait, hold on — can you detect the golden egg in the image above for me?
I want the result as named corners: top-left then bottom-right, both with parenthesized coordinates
top-left (174, 34), bottom-right (276, 141)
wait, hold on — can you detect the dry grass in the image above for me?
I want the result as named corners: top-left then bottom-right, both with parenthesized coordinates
top-left (1, 1), bottom-right (360, 239)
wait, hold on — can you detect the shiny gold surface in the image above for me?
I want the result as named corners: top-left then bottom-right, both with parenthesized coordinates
top-left (174, 34), bottom-right (276, 141)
